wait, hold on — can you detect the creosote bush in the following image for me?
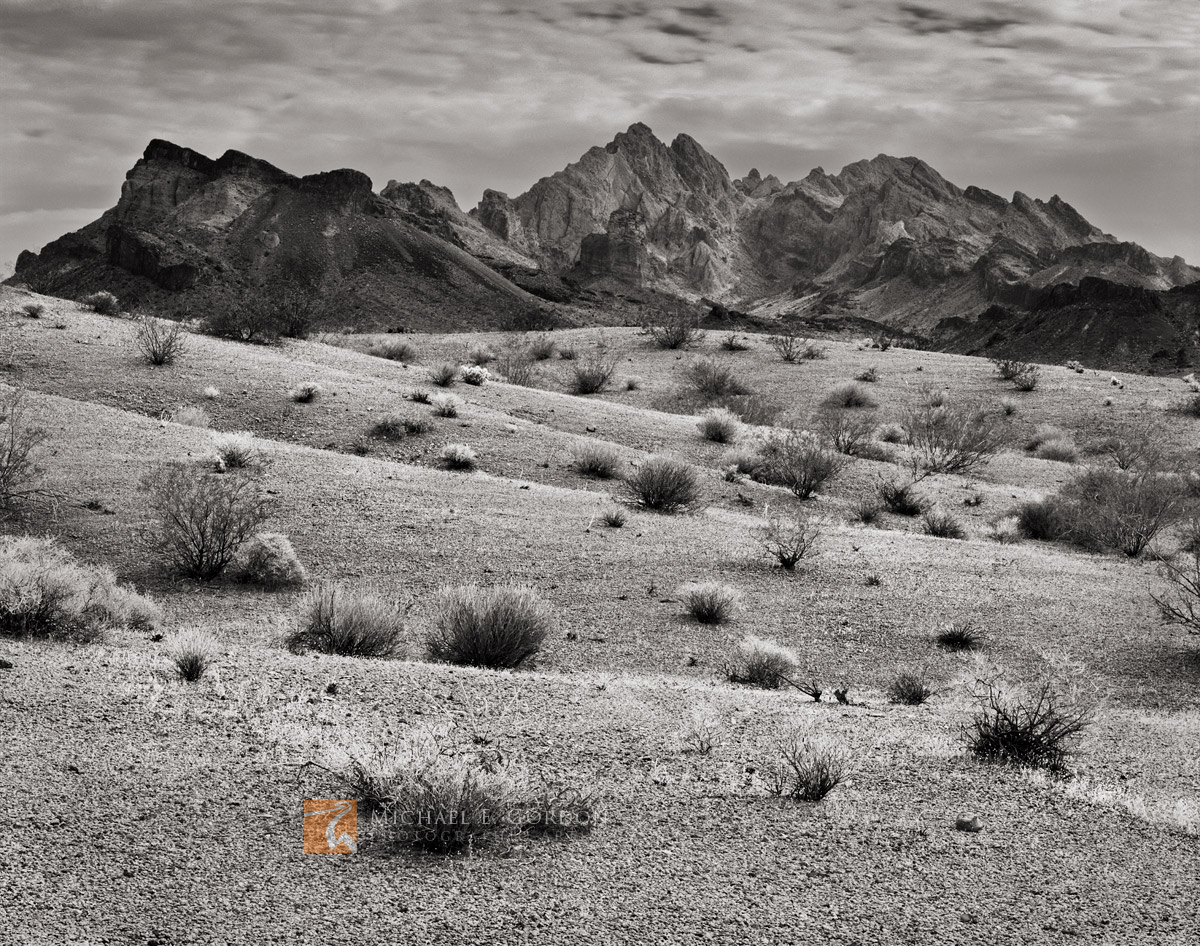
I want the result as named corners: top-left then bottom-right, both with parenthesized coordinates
top-left (647, 311), bottom-right (704, 349)
top-left (426, 584), bottom-right (552, 669)
top-left (233, 532), bottom-right (307, 588)
top-left (0, 536), bottom-right (161, 641)
top-left (141, 463), bottom-right (275, 581)
top-left (904, 401), bottom-right (1006, 475)
top-left (289, 382), bottom-right (323, 403)
top-left (571, 442), bottom-right (621, 479)
top-left (696, 407), bottom-right (741, 444)
top-left (965, 678), bottom-right (1092, 773)
top-left (722, 635), bottom-right (799, 689)
top-left (1154, 551), bottom-right (1200, 634)
top-left (288, 584), bottom-right (404, 658)
top-left (624, 457), bottom-right (700, 513)
top-left (992, 358), bottom-right (1031, 381)
top-left (570, 352), bottom-right (617, 395)
top-left (678, 580), bottom-right (740, 624)
top-left (686, 358), bottom-right (750, 399)
top-left (767, 730), bottom-right (848, 802)
top-left (759, 511), bottom-right (822, 570)
top-left (133, 315), bottom-right (186, 365)
top-left (756, 429), bottom-right (842, 500)
top-left (0, 389), bottom-right (48, 511)
top-left (166, 628), bottom-right (219, 682)
top-left (817, 408), bottom-right (878, 456)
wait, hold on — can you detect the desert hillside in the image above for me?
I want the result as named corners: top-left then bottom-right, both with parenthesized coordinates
top-left (2, 286), bottom-right (1198, 944)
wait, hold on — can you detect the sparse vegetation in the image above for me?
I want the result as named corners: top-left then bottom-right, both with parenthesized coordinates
top-left (571, 442), bottom-right (622, 479)
top-left (878, 477), bottom-right (927, 516)
top-left (439, 443), bottom-right (477, 470)
top-left (528, 335), bottom-right (556, 360)
top-left (817, 408), bottom-right (878, 456)
top-left (213, 432), bottom-right (258, 470)
top-left (966, 677), bottom-right (1092, 773)
top-left (465, 344), bottom-right (496, 366)
top-left (430, 393), bottom-right (461, 417)
top-left (169, 405), bottom-right (211, 428)
top-left (992, 357), bottom-right (1031, 381)
top-left (1012, 365), bottom-right (1041, 391)
top-left (570, 351), bottom-right (617, 395)
top-left (904, 402), bottom-right (1006, 475)
top-left (288, 584), bottom-right (405, 658)
top-left (678, 580), bottom-right (740, 624)
top-left (133, 315), bottom-right (186, 365)
top-left (851, 495), bottom-right (883, 524)
top-left (756, 429), bottom-right (843, 499)
top-left (0, 389), bottom-right (48, 511)
top-left (624, 457), bottom-right (700, 513)
top-left (82, 291), bottom-right (119, 316)
top-left (1154, 550), bottom-right (1200, 634)
top-left (720, 333), bottom-right (751, 352)
top-left (822, 381), bottom-right (876, 409)
top-left (430, 363), bottom-right (458, 387)
top-left (233, 532), bottom-right (307, 588)
top-left (647, 311), bottom-right (704, 350)
top-left (166, 629), bottom-right (219, 682)
top-left (289, 382), bottom-right (322, 403)
top-left (767, 731), bottom-right (848, 802)
top-left (696, 407), bottom-right (741, 443)
top-left (759, 511), bottom-right (822, 569)
top-left (368, 339), bottom-right (416, 362)
top-left (371, 412), bottom-right (432, 440)
top-left (722, 634), bottom-right (799, 689)
top-left (922, 507), bottom-right (966, 539)
top-left (426, 584), bottom-right (552, 669)
top-left (935, 621), bottom-right (983, 651)
top-left (686, 358), bottom-right (750, 399)
top-left (856, 366), bottom-right (879, 383)
top-left (140, 463), bottom-right (275, 581)
top-left (888, 670), bottom-right (937, 705)
top-left (598, 506), bottom-right (627, 528)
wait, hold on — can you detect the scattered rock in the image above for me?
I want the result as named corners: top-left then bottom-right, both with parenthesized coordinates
top-left (956, 815), bottom-right (984, 833)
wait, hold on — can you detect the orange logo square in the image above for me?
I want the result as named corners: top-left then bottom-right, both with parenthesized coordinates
top-left (303, 800), bottom-right (358, 854)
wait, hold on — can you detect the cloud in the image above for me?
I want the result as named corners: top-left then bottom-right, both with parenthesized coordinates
top-left (0, 0), bottom-right (1197, 265)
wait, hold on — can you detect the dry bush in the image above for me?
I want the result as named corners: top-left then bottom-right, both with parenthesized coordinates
top-left (757, 429), bottom-right (843, 499)
top-left (598, 506), bottom-right (627, 528)
top-left (460, 364), bottom-right (490, 386)
top-left (202, 386), bottom-right (220, 400)
top-left (571, 442), bottom-right (621, 479)
top-left (439, 443), bottom-right (477, 470)
top-left (233, 532), bottom-right (307, 588)
top-left (686, 358), bottom-right (750, 399)
top-left (920, 386), bottom-right (949, 408)
top-left (371, 412), bottom-right (432, 440)
top-left (1013, 366), bottom-right (1041, 391)
top-left (851, 495), bottom-right (883, 524)
top-left (817, 408), bottom-right (878, 456)
top-left (697, 407), bottom-right (741, 443)
top-left (904, 402), bottom-right (1006, 475)
top-left (678, 581), bottom-right (741, 624)
top-left (166, 628), bottom-right (219, 682)
top-left (722, 634), bottom-right (799, 689)
top-left (169, 405), bottom-right (211, 429)
top-left (877, 422), bottom-right (907, 444)
top-left (822, 382), bottom-right (876, 409)
top-left (496, 349), bottom-right (538, 387)
top-left (528, 335), bottom-right (556, 360)
top-left (465, 344), bottom-right (496, 366)
top-left (678, 707), bottom-right (726, 754)
top-left (769, 330), bottom-right (805, 363)
top-left (1057, 467), bottom-right (1188, 557)
top-left (878, 477), bottom-right (928, 516)
top-left (368, 339), bottom-right (416, 362)
top-left (289, 382), bottom-right (322, 403)
top-left (922, 507), bottom-right (966, 539)
top-left (999, 397), bottom-right (1018, 416)
top-left (1154, 551), bottom-right (1200, 634)
top-left (426, 584), bottom-right (552, 669)
top-left (570, 352), bottom-right (617, 394)
top-left (648, 311), bottom-right (704, 349)
top-left (935, 620), bottom-right (984, 651)
top-left (133, 315), bottom-right (186, 365)
top-left (624, 457), bottom-right (700, 513)
top-left (430, 363), bottom-right (458, 387)
top-left (213, 432), bottom-right (257, 470)
top-left (987, 515), bottom-right (1023, 544)
top-left (767, 731), bottom-right (849, 801)
top-left (965, 677), bottom-right (1092, 773)
top-left (288, 584), bottom-right (405, 658)
top-left (430, 393), bottom-right (461, 417)
top-left (720, 333), bottom-right (751, 352)
top-left (721, 445), bottom-right (766, 480)
top-left (856, 366), bottom-right (879, 383)
top-left (141, 463), bottom-right (275, 580)
top-left (1035, 439), bottom-right (1078, 463)
top-left (888, 670), bottom-right (937, 705)
top-left (991, 357), bottom-right (1030, 381)
top-left (0, 536), bottom-right (160, 641)
top-left (1025, 425), bottom-right (1070, 452)
top-left (22, 303), bottom-right (44, 319)
top-left (759, 511), bottom-right (822, 569)
top-left (0, 389), bottom-right (48, 511)
top-left (82, 291), bottom-right (119, 315)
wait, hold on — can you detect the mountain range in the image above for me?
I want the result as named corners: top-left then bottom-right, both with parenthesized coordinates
top-left (10, 124), bottom-right (1200, 370)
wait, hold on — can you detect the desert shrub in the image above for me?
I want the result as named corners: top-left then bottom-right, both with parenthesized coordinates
top-left (856, 366), bottom-right (879, 383)
top-left (212, 432), bottom-right (257, 470)
top-left (141, 463), bottom-right (275, 581)
top-left (720, 333), bottom-right (751, 352)
top-left (935, 620), bottom-right (983, 651)
top-left (1065, 360), bottom-right (1084, 372)
top-left (719, 393), bottom-right (783, 426)
top-left (465, 344), bottom-right (496, 366)
top-left (623, 377), bottom-right (641, 391)
top-left (528, 335), bottom-right (556, 360)
top-left (371, 412), bottom-right (431, 440)
top-left (460, 365), bottom-right (490, 386)
top-left (166, 628), bottom-right (219, 682)
top-left (767, 731), bottom-right (848, 801)
top-left (1035, 439), bottom-right (1078, 463)
top-left (570, 352), bottom-right (617, 394)
top-left (686, 358), bottom-right (750, 399)
top-left (202, 386), bottom-right (220, 399)
top-left (289, 382), bottom-right (322, 403)
top-left (82, 291), bottom-right (119, 316)
top-left (169, 405), bottom-right (211, 428)
top-left (1025, 425), bottom-right (1069, 452)
top-left (888, 670), bottom-right (937, 705)
top-left (1174, 394), bottom-right (1200, 418)
top-left (904, 402), bottom-right (1006, 475)
top-left (817, 408), bottom-right (878, 456)
top-left (0, 389), bottom-right (48, 511)
top-left (991, 357), bottom-right (1030, 381)
top-left (801, 341), bottom-right (828, 360)
top-left (133, 315), bottom-right (186, 365)
top-left (429, 393), bottom-right (461, 418)
top-left (571, 442), bottom-right (621, 479)
top-left (756, 429), bottom-right (843, 499)
top-left (495, 349), bottom-right (538, 387)
top-left (769, 330), bottom-right (804, 363)
top-left (851, 495), bottom-right (883, 524)
top-left (697, 407), bottom-right (741, 444)
top-left (1012, 366), bottom-right (1040, 391)
top-left (598, 506), bottom-right (627, 528)
top-left (759, 512), bottom-right (822, 569)
top-left (430, 363), bottom-right (458, 387)
top-left (822, 382), bottom-right (876, 409)
top-left (1016, 496), bottom-right (1070, 540)
top-left (1056, 466), bottom-right (1187, 557)
top-left (986, 515), bottom-right (1023, 544)
top-left (920, 386), bottom-right (949, 408)
top-left (721, 445), bottom-right (766, 479)
top-left (877, 422), bottom-right (907, 444)
top-left (965, 678), bottom-right (1091, 773)
top-left (426, 584), bottom-right (551, 669)
top-left (678, 707), bottom-right (725, 754)
top-left (922, 507), bottom-right (966, 539)
top-left (288, 584), bottom-right (404, 658)
top-left (722, 634), bottom-right (799, 689)
top-left (624, 457), bottom-right (700, 513)
top-left (557, 344), bottom-right (577, 361)
top-left (678, 581), bottom-right (740, 624)
top-left (1154, 551), bottom-right (1200, 634)
top-left (368, 339), bottom-right (416, 362)
top-left (0, 536), bottom-right (160, 641)
top-left (22, 303), bottom-right (44, 319)
top-left (233, 532), bottom-right (307, 588)
top-left (648, 311), bottom-right (704, 349)
top-left (999, 397), bottom-right (1018, 416)
top-left (408, 389), bottom-right (432, 404)
top-left (878, 477), bottom-right (927, 516)
top-left (440, 443), bottom-right (477, 470)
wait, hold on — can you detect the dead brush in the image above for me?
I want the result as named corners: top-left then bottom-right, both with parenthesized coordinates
top-left (965, 677), bottom-right (1092, 773)
top-left (887, 670), bottom-right (939, 705)
top-left (766, 730), bottom-right (849, 801)
top-left (935, 620), bottom-right (984, 651)
top-left (758, 510), bottom-right (822, 570)
top-left (166, 628), bottom-right (219, 682)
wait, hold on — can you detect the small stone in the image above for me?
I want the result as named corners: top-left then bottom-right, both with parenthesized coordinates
top-left (956, 815), bottom-right (984, 833)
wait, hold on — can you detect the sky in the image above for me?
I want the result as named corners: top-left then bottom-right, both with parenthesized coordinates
top-left (1, 0), bottom-right (1198, 277)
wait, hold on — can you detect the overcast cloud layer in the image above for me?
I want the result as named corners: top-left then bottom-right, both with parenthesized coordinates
top-left (1, 0), bottom-right (1197, 275)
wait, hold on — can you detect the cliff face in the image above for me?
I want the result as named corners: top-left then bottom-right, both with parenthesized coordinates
top-left (13, 140), bottom-right (543, 331)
